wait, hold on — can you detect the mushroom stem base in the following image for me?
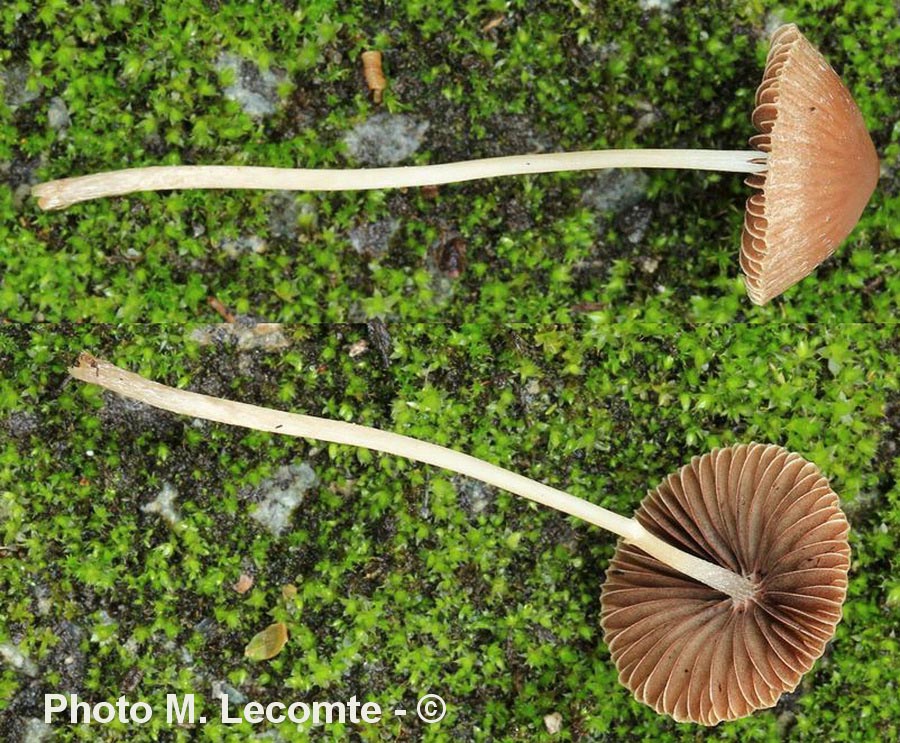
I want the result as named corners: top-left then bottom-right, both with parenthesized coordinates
top-left (627, 526), bottom-right (756, 601)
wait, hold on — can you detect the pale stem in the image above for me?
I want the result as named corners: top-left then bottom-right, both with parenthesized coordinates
top-left (70, 353), bottom-right (755, 601)
top-left (34, 149), bottom-right (767, 210)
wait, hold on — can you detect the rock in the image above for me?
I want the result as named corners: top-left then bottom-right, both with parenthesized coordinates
top-left (581, 169), bottom-right (649, 214)
top-left (616, 203), bottom-right (653, 245)
top-left (142, 482), bottom-right (181, 525)
top-left (639, 0), bottom-right (676, 11)
top-left (348, 339), bottom-right (369, 358)
top-left (482, 114), bottom-right (554, 157)
top-left (33, 582), bottom-right (52, 617)
top-left (0, 63), bottom-right (40, 108)
top-left (639, 255), bottom-right (660, 274)
top-left (212, 679), bottom-right (248, 706)
top-left (219, 234), bottom-right (267, 258)
top-left (3, 411), bottom-right (40, 438)
top-left (245, 463), bottom-right (317, 536)
top-left (544, 711), bottom-right (563, 734)
top-left (0, 642), bottom-right (38, 677)
top-left (99, 393), bottom-right (182, 440)
top-left (633, 100), bottom-right (660, 134)
top-left (520, 378), bottom-right (542, 409)
top-left (215, 53), bottom-right (285, 117)
top-left (89, 611), bottom-right (116, 644)
top-left (0, 151), bottom-right (43, 208)
top-left (20, 718), bottom-right (53, 743)
top-left (189, 321), bottom-right (289, 351)
top-left (46, 621), bottom-right (86, 690)
top-left (344, 112), bottom-right (429, 166)
top-left (193, 617), bottom-right (218, 637)
top-left (454, 476), bottom-right (494, 516)
top-left (47, 97), bottom-right (70, 131)
top-left (266, 192), bottom-right (300, 239)
top-left (348, 218), bottom-right (399, 257)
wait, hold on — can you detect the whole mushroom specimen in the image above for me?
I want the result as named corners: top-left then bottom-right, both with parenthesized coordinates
top-left (70, 353), bottom-right (851, 725)
top-left (33, 24), bottom-right (878, 304)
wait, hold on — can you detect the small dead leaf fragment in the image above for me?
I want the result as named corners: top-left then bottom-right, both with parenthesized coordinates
top-left (361, 50), bottom-right (386, 104)
top-left (431, 234), bottom-right (467, 278)
top-left (233, 573), bottom-right (253, 594)
top-left (208, 296), bottom-right (236, 322)
top-left (281, 584), bottom-right (298, 601)
top-left (570, 302), bottom-right (605, 313)
top-left (481, 15), bottom-right (504, 33)
top-left (244, 622), bottom-right (288, 661)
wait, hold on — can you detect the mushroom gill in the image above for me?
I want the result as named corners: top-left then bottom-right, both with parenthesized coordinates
top-left (600, 443), bottom-right (851, 725)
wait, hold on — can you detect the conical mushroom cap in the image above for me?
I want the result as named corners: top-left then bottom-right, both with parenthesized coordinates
top-left (740, 24), bottom-right (879, 305)
top-left (600, 443), bottom-right (850, 726)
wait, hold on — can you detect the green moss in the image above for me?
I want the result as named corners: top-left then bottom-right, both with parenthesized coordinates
top-left (1, 1), bottom-right (897, 321)
top-left (1, 323), bottom-right (898, 741)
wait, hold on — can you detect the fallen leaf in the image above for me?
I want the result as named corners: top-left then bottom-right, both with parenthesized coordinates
top-left (481, 14), bottom-right (504, 32)
top-left (233, 573), bottom-right (253, 594)
top-left (361, 50), bottom-right (386, 103)
top-left (244, 622), bottom-right (288, 661)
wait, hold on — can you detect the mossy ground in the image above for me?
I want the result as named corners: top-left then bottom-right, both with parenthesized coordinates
top-left (1, 1), bottom-right (898, 321)
top-left (1, 323), bottom-right (899, 741)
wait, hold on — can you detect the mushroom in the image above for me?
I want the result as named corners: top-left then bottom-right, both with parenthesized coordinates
top-left (33, 24), bottom-right (878, 303)
top-left (69, 353), bottom-right (851, 724)
top-left (740, 24), bottom-right (879, 304)
top-left (601, 443), bottom-right (850, 725)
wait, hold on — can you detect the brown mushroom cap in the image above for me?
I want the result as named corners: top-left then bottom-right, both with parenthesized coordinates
top-left (600, 443), bottom-right (850, 726)
top-left (740, 24), bottom-right (879, 305)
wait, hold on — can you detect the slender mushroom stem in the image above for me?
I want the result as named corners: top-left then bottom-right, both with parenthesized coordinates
top-left (70, 353), bottom-right (755, 601)
top-left (33, 149), bottom-right (767, 210)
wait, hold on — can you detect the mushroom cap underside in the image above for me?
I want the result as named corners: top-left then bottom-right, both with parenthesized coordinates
top-left (741, 24), bottom-right (879, 305)
top-left (600, 443), bottom-right (850, 726)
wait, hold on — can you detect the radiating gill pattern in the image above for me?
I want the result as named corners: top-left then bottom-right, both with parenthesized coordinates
top-left (601, 443), bottom-right (850, 725)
